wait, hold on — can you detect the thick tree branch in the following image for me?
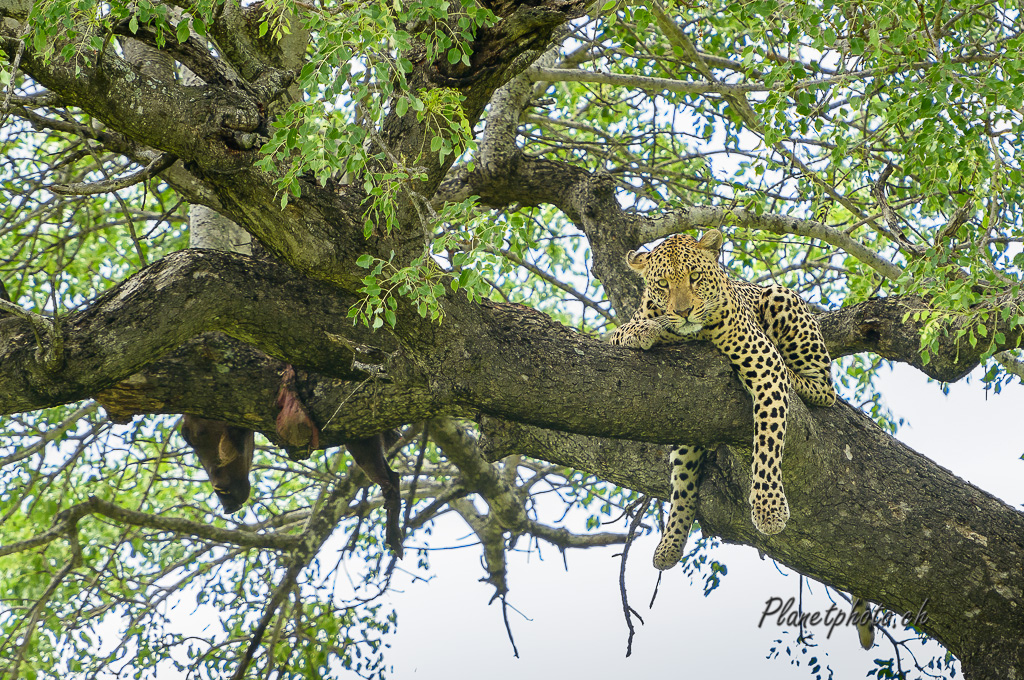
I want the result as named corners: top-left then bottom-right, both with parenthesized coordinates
top-left (1, 0), bottom-right (591, 293)
top-left (0, 250), bottom-right (374, 414)
top-left (0, 20), bottom-right (266, 173)
top-left (5, 251), bottom-right (1017, 675)
top-left (478, 401), bottom-right (1024, 677)
top-left (2, 251), bottom-right (1017, 425)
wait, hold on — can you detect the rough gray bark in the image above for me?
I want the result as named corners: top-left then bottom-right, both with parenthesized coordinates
top-left (2, 0), bottom-right (1023, 676)
top-left (1, 242), bottom-right (1023, 677)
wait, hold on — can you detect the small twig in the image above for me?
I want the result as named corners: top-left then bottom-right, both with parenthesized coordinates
top-left (323, 371), bottom-right (378, 429)
top-left (48, 152), bottom-right (178, 196)
top-left (344, 488), bottom-right (370, 555)
top-left (648, 501), bottom-right (665, 609)
top-left (402, 425), bottom-right (429, 532)
top-left (494, 247), bottom-right (614, 322)
top-left (648, 572), bottom-right (666, 616)
top-left (499, 594), bottom-right (520, 658)
top-left (619, 495), bottom-right (651, 657)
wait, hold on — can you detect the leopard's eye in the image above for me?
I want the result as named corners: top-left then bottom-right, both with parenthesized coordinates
top-left (655, 279), bottom-right (669, 289)
top-left (689, 271), bottom-right (701, 282)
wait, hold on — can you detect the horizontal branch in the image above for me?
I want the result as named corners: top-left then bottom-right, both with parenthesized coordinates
top-left (639, 206), bottom-right (904, 281)
top-left (0, 495), bottom-right (302, 557)
top-left (2, 250), bottom-right (1016, 430)
top-left (48, 152), bottom-right (178, 196)
top-left (524, 65), bottom-right (860, 98)
top-left (0, 250), bottom-right (380, 415)
top-left (525, 65), bottom-right (765, 95)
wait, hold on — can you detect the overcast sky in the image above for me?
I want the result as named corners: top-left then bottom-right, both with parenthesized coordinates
top-left (384, 363), bottom-right (1024, 678)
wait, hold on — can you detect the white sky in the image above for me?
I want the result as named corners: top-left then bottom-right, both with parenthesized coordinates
top-left (384, 364), bottom-right (1024, 678)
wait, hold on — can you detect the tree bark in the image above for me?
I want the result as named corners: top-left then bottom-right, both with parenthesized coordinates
top-left (3, 252), bottom-right (1019, 672)
top-left (3, 0), bottom-right (1024, 674)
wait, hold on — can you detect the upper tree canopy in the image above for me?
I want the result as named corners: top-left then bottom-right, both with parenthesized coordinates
top-left (0, 0), bottom-right (1022, 677)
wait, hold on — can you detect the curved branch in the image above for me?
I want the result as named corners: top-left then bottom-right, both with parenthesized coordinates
top-left (48, 152), bottom-right (178, 196)
top-left (428, 417), bottom-right (628, 546)
top-left (639, 207), bottom-right (903, 281)
top-left (0, 495), bottom-right (301, 556)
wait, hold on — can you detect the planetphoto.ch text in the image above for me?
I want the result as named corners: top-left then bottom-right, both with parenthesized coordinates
top-left (758, 596), bottom-right (930, 639)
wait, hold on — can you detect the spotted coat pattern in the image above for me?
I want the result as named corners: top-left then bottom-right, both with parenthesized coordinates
top-left (607, 230), bottom-right (836, 570)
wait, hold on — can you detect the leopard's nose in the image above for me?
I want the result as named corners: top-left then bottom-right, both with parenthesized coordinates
top-left (673, 305), bottom-right (694, 318)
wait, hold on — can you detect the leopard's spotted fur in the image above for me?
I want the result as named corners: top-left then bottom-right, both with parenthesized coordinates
top-left (608, 230), bottom-right (836, 570)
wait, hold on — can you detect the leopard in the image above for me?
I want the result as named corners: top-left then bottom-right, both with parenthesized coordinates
top-left (607, 229), bottom-right (837, 571)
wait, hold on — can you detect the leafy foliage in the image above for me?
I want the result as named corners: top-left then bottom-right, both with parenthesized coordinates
top-left (2, 0), bottom-right (1022, 677)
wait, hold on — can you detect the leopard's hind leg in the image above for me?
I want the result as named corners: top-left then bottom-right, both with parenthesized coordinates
top-left (653, 444), bottom-right (707, 570)
top-left (758, 286), bottom-right (837, 407)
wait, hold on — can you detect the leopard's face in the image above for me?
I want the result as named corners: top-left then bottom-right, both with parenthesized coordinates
top-left (628, 231), bottom-right (726, 335)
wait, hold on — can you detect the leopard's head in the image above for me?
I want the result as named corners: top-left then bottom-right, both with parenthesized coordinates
top-left (626, 230), bottom-right (725, 334)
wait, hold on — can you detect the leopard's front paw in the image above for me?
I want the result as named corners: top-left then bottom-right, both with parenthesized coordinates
top-left (609, 321), bottom-right (661, 350)
top-left (750, 496), bottom-right (789, 535)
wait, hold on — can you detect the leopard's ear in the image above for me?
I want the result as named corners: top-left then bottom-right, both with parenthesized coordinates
top-left (625, 249), bottom-right (650, 273)
top-left (698, 229), bottom-right (724, 253)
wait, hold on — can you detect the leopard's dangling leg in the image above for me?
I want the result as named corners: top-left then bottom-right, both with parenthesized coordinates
top-left (653, 444), bottom-right (707, 570)
top-left (745, 374), bottom-right (792, 535)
